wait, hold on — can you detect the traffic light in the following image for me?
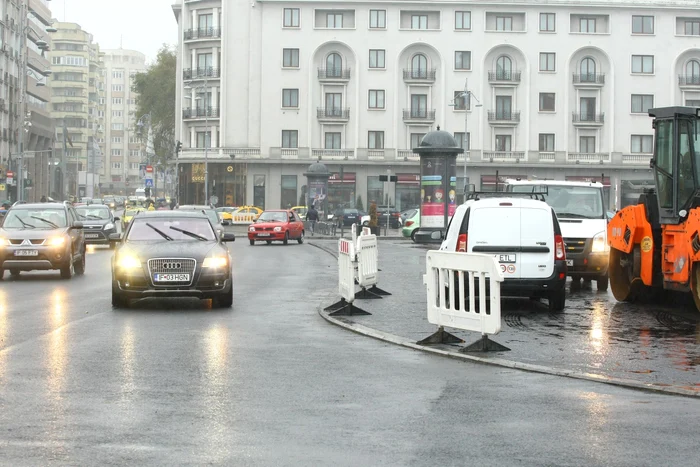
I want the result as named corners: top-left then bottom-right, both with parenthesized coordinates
top-left (145, 186), bottom-right (151, 198)
top-left (175, 140), bottom-right (182, 154)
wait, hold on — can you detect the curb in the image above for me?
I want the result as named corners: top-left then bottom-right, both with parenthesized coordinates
top-left (317, 307), bottom-right (700, 399)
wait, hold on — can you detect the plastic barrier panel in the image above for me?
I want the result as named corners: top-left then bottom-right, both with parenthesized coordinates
top-left (338, 238), bottom-right (356, 304)
top-left (231, 213), bottom-right (257, 224)
top-left (356, 234), bottom-right (379, 288)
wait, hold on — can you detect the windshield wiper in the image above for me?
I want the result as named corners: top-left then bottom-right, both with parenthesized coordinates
top-left (145, 222), bottom-right (173, 241)
top-left (169, 226), bottom-right (207, 241)
top-left (31, 216), bottom-right (59, 228)
top-left (85, 214), bottom-right (103, 220)
top-left (556, 212), bottom-right (597, 219)
top-left (16, 217), bottom-right (36, 229)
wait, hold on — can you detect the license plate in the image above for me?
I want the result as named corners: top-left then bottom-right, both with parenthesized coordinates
top-left (14, 250), bottom-right (38, 256)
top-left (85, 233), bottom-right (99, 238)
top-left (566, 259), bottom-right (574, 267)
top-left (497, 254), bottom-right (516, 263)
top-left (154, 273), bottom-right (190, 282)
top-left (257, 233), bottom-right (271, 237)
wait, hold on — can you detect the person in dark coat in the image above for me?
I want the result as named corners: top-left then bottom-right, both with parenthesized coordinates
top-left (306, 205), bottom-right (319, 235)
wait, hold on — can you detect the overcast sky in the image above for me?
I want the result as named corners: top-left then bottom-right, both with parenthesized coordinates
top-left (49, 0), bottom-right (178, 63)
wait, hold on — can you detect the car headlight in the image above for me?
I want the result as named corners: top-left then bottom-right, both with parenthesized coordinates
top-left (117, 254), bottom-right (141, 269)
top-left (47, 236), bottom-right (66, 247)
top-left (249, 226), bottom-right (255, 232)
top-left (0, 238), bottom-right (9, 247)
top-left (104, 223), bottom-right (115, 230)
top-left (202, 256), bottom-right (229, 269)
top-left (591, 231), bottom-right (609, 253)
top-left (274, 226), bottom-right (282, 232)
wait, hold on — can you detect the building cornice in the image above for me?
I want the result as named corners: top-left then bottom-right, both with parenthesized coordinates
top-left (256, 0), bottom-right (700, 10)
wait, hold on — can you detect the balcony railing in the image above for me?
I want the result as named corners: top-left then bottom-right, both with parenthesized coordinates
top-left (487, 70), bottom-right (522, 82)
top-left (487, 111), bottom-right (521, 122)
top-left (572, 73), bottom-right (606, 85)
top-left (311, 148), bottom-right (355, 160)
top-left (403, 69), bottom-right (437, 81)
top-left (184, 27), bottom-right (222, 40)
top-left (183, 107), bottom-right (220, 119)
top-left (572, 112), bottom-right (605, 124)
top-left (317, 107), bottom-right (350, 120)
top-left (317, 68), bottom-right (351, 80)
top-left (183, 67), bottom-right (221, 80)
top-left (567, 152), bottom-right (611, 163)
top-left (679, 75), bottom-right (700, 86)
top-left (483, 151), bottom-right (526, 162)
top-left (403, 109), bottom-right (436, 121)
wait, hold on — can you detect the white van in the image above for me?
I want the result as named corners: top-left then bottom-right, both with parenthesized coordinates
top-left (134, 188), bottom-right (146, 201)
top-left (505, 180), bottom-right (609, 290)
top-left (439, 195), bottom-right (567, 311)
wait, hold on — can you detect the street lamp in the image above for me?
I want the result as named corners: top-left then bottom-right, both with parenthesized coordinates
top-left (450, 78), bottom-right (482, 199)
top-left (135, 112), bottom-right (152, 196)
top-left (184, 78), bottom-right (210, 205)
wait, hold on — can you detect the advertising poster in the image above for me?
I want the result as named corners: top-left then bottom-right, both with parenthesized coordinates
top-left (308, 179), bottom-right (326, 208)
top-left (448, 157), bottom-right (457, 217)
top-left (420, 156), bottom-right (446, 228)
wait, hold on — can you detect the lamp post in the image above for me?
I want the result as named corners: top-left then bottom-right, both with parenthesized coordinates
top-left (136, 112), bottom-right (152, 196)
top-left (451, 78), bottom-right (482, 200)
top-left (184, 79), bottom-right (210, 205)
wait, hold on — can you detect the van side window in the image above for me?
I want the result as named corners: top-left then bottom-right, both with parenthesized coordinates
top-left (459, 208), bottom-right (471, 234)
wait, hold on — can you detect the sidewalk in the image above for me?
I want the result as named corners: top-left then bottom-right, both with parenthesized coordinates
top-left (311, 239), bottom-right (700, 397)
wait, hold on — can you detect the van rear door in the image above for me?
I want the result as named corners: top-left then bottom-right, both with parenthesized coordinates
top-left (519, 205), bottom-right (555, 279)
top-left (467, 201), bottom-right (521, 279)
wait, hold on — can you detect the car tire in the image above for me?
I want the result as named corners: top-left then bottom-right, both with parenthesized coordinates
top-left (213, 284), bottom-right (233, 308)
top-left (297, 231), bottom-right (304, 244)
top-left (283, 231), bottom-right (289, 245)
top-left (111, 281), bottom-right (129, 308)
top-left (60, 257), bottom-right (74, 280)
top-left (0, 269), bottom-right (4, 280)
top-left (249, 239), bottom-right (255, 246)
top-left (74, 248), bottom-right (86, 275)
top-left (266, 240), bottom-right (272, 245)
top-left (548, 290), bottom-right (566, 312)
top-left (10, 269), bottom-right (20, 277)
top-left (411, 230), bottom-right (417, 243)
top-left (597, 275), bottom-right (609, 292)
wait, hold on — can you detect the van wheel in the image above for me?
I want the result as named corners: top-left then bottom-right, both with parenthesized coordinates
top-left (10, 269), bottom-right (20, 277)
top-left (596, 275), bottom-right (609, 291)
top-left (548, 290), bottom-right (566, 312)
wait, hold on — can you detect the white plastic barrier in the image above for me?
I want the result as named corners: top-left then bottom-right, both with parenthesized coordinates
top-left (356, 234), bottom-right (379, 288)
top-left (423, 251), bottom-right (505, 341)
top-left (338, 238), bottom-right (356, 303)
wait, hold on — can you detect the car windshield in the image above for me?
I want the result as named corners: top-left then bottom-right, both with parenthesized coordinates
top-left (76, 207), bottom-right (111, 220)
top-left (510, 185), bottom-right (605, 219)
top-left (2, 208), bottom-right (67, 229)
top-left (257, 211), bottom-right (288, 223)
top-left (127, 218), bottom-right (216, 241)
top-left (125, 209), bottom-right (142, 217)
top-left (178, 207), bottom-right (219, 225)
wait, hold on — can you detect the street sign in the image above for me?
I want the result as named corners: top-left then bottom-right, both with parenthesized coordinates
top-left (145, 165), bottom-right (153, 180)
top-left (6, 170), bottom-right (13, 183)
top-left (145, 178), bottom-right (154, 187)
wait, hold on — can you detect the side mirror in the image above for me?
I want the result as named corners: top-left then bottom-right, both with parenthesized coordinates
top-left (109, 232), bottom-right (123, 241)
top-left (222, 232), bottom-right (236, 242)
top-left (430, 230), bottom-right (443, 240)
top-left (113, 216), bottom-right (121, 222)
top-left (72, 221), bottom-right (84, 230)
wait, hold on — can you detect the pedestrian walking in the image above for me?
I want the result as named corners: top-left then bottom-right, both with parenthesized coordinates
top-left (307, 204), bottom-right (319, 236)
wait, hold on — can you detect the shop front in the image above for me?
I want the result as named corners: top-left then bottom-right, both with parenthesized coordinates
top-left (328, 172), bottom-right (356, 211)
top-left (396, 174), bottom-right (420, 211)
top-left (178, 162), bottom-right (247, 207)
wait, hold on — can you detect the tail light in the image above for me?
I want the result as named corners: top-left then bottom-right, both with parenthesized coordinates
top-left (392, 212), bottom-right (400, 217)
top-left (405, 220), bottom-right (414, 227)
top-left (554, 234), bottom-right (566, 260)
top-left (457, 234), bottom-right (467, 252)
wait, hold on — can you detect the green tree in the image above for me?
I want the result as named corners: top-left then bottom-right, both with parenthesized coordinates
top-left (132, 45), bottom-right (177, 167)
top-left (355, 195), bottom-right (364, 211)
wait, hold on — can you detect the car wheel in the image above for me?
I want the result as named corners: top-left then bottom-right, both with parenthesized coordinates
top-left (548, 290), bottom-right (566, 312)
top-left (10, 269), bottom-right (20, 277)
top-left (411, 230), bottom-right (417, 243)
top-left (298, 231), bottom-right (304, 244)
top-left (60, 256), bottom-right (75, 279)
top-left (266, 240), bottom-right (272, 245)
top-left (213, 283), bottom-right (233, 308)
top-left (0, 269), bottom-right (4, 280)
top-left (597, 275), bottom-right (609, 292)
top-left (249, 239), bottom-right (255, 246)
top-left (283, 231), bottom-right (289, 245)
top-left (74, 248), bottom-right (86, 275)
top-left (111, 281), bottom-right (129, 308)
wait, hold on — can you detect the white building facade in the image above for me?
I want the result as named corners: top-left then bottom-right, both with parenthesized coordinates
top-left (173, 0), bottom-right (700, 210)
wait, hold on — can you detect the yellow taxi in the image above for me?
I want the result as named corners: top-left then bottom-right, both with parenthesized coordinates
top-left (215, 207), bottom-right (238, 225)
top-left (230, 206), bottom-right (263, 224)
top-left (122, 207), bottom-right (146, 230)
top-left (291, 206), bottom-right (308, 220)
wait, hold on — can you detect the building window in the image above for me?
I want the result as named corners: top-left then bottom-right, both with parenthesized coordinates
top-left (540, 13), bottom-right (555, 32)
top-left (326, 53), bottom-right (342, 76)
top-left (326, 13), bottom-right (343, 28)
top-left (112, 71), bottom-right (123, 79)
top-left (580, 57), bottom-right (597, 81)
top-left (631, 135), bottom-right (653, 153)
top-left (455, 11), bottom-right (471, 30)
top-left (369, 49), bottom-right (385, 68)
top-left (411, 15), bottom-right (428, 29)
top-left (368, 131), bottom-right (385, 149)
top-left (325, 132), bottom-right (341, 149)
top-left (685, 21), bottom-right (700, 36)
top-left (631, 55), bottom-right (654, 74)
top-left (453, 91), bottom-right (469, 110)
top-left (685, 60), bottom-right (700, 83)
top-left (631, 94), bottom-right (654, 113)
top-left (111, 149), bottom-right (122, 156)
top-left (282, 130), bottom-right (298, 148)
top-left (283, 48), bottom-right (299, 67)
top-left (496, 56), bottom-right (513, 79)
top-left (282, 89), bottom-right (299, 108)
top-left (367, 176), bottom-right (384, 206)
top-left (632, 15), bottom-right (654, 34)
top-left (196, 131), bottom-right (211, 148)
top-left (686, 99), bottom-right (700, 107)
top-left (129, 150), bottom-right (140, 158)
top-left (112, 84), bottom-right (123, 92)
top-left (539, 92), bottom-right (555, 111)
top-left (199, 14), bottom-right (213, 30)
top-left (410, 54), bottom-right (428, 79)
top-left (111, 123), bottom-right (123, 130)
top-left (281, 175), bottom-right (297, 209)
top-left (111, 163), bottom-right (122, 169)
top-left (580, 136), bottom-right (596, 153)
top-left (112, 98), bottom-right (122, 105)
top-left (580, 97), bottom-right (597, 120)
top-left (495, 135), bottom-right (512, 152)
top-left (496, 16), bottom-right (512, 31)
top-left (111, 136), bottom-right (122, 143)
top-left (369, 10), bottom-right (386, 29)
top-left (130, 163), bottom-right (139, 170)
top-left (455, 51), bottom-right (471, 70)
top-left (454, 132), bottom-right (470, 150)
top-left (410, 94), bottom-right (428, 117)
top-left (410, 133), bottom-right (426, 149)
top-left (579, 17), bottom-right (596, 33)
top-left (539, 52), bottom-right (555, 71)
top-left (283, 8), bottom-right (300, 27)
top-left (539, 134), bottom-right (555, 152)
top-left (112, 110), bottom-right (123, 117)
top-left (496, 96), bottom-right (512, 119)
top-left (368, 90), bottom-right (385, 109)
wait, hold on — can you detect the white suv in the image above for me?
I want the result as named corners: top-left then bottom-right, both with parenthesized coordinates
top-left (438, 195), bottom-right (567, 312)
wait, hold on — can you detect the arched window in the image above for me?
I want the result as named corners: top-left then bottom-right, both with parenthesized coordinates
top-left (686, 60), bottom-right (700, 85)
top-left (411, 54), bottom-right (428, 79)
top-left (580, 57), bottom-right (596, 82)
top-left (496, 56), bottom-right (512, 80)
top-left (326, 53), bottom-right (342, 77)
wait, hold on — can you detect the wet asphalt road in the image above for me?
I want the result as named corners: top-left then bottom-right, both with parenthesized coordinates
top-left (1, 236), bottom-right (700, 465)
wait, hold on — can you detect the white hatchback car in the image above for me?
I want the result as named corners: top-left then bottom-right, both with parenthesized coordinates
top-left (439, 195), bottom-right (568, 311)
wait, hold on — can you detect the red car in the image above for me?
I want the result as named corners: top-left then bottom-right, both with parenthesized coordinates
top-left (248, 209), bottom-right (305, 245)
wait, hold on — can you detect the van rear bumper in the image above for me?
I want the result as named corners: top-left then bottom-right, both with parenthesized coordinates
top-left (501, 260), bottom-right (567, 296)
